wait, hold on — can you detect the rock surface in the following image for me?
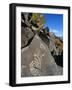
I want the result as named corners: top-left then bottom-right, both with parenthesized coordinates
top-left (21, 34), bottom-right (62, 77)
top-left (21, 13), bottom-right (63, 77)
top-left (21, 27), bottom-right (34, 48)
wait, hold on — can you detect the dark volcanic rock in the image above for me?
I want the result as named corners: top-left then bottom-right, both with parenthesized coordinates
top-left (53, 55), bottom-right (63, 67)
top-left (21, 34), bottom-right (62, 77)
top-left (39, 31), bottom-right (50, 46)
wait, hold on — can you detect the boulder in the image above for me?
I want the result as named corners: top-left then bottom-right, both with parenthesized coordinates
top-left (21, 34), bottom-right (62, 77)
top-left (21, 27), bottom-right (34, 48)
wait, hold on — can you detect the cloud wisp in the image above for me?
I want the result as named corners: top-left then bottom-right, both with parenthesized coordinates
top-left (50, 28), bottom-right (63, 37)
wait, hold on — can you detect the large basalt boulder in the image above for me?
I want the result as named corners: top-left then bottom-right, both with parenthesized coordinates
top-left (21, 34), bottom-right (62, 77)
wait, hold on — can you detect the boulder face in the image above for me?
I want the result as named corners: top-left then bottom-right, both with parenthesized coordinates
top-left (21, 27), bottom-right (34, 48)
top-left (21, 34), bottom-right (62, 77)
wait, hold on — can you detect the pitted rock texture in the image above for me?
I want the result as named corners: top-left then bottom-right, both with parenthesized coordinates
top-left (21, 34), bottom-right (62, 77)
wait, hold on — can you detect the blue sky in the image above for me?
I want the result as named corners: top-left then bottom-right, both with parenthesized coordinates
top-left (43, 14), bottom-right (63, 37)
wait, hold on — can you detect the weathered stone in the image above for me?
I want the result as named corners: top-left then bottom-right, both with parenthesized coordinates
top-left (21, 34), bottom-right (62, 77)
top-left (21, 27), bottom-right (34, 48)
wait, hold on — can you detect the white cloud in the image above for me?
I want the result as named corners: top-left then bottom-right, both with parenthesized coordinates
top-left (50, 28), bottom-right (63, 37)
top-left (50, 28), bottom-right (58, 33)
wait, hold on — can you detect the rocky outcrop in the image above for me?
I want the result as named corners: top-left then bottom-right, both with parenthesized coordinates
top-left (21, 34), bottom-right (63, 77)
top-left (21, 13), bottom-right (63, 77)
